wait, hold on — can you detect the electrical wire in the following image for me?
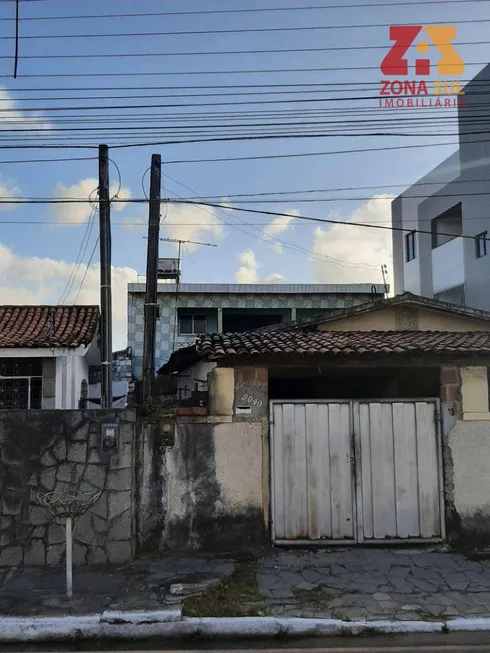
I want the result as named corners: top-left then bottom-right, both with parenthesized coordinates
top-left (1, 28), bottom-right (490, 41)
top-left (7, 49), bottom-right (490, 61)
top-left (3, 0), bottom-right (488, 20)
top-left (72, 237), bottom-right (100, 305)
top-left (171, 200), bottom-right (490, 243)
top-left (57, 203), bottom-right (98, 304)
top-left (0, 63), bottom-right (484, 79)
top-left (164, 175), bottom-right (380, 271)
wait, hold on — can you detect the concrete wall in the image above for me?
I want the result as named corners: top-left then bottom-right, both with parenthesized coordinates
top-left (440, 362), bottom-right (490, 546)
top-left (0, 409), bottom-right (136, 566)
top-left (158, 419), bottom-right (266, 550)
top-left (447, 420), bottom-right (490, 545)
top-left (139, 364), bottom-right (269, 551)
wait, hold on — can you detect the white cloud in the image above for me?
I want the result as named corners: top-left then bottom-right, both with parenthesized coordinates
top-left (263, 273), bottom-right (286, 283)
top-left (161, 202), bottom-right (224, 251)
top-left (0, 86), bottom-right (51, 132)
top-left (49, 178), bottom-right (132, 226)
top-left (263, 210), bottom-right (298, 254)
top-left (0, 242), bottom-right (137, 349)
top-left (311, 195), bottom-right (393, 285)
top-left (0, 175), bottom-right (21, 211)
top-left (235, 249), bottom-right (285, 284)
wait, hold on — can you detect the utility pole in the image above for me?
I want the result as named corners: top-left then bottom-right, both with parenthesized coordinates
top-left (98, 144), bottom-right (113, 409)
top-left (142, 154), bottom-right (162, 406)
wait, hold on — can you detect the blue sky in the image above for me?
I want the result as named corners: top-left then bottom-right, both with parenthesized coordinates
top-left (0, 0), bottom-right (488, 346)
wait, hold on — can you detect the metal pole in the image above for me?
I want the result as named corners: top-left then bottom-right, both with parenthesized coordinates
top-left (98, 144), bottom-right (113, 409)
top-left (65, 517), bottom-right (73, 599)
top-left (142, 154), bottom-right (162, 406)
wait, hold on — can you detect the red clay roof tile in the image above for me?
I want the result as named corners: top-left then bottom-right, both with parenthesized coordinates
top-left (0, 305), bottom-right (99, 348)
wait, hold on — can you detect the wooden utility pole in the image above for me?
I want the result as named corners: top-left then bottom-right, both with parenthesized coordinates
top-left (142, 154), bottom-right (162, 406)
top-left (98, 144), bottom-right (113, 409)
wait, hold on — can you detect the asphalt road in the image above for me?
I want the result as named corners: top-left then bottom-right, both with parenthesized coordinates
top-left (4, 632), bottom-right (490, 653)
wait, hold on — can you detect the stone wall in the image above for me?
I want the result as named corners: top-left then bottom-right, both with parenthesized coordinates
top-left (0, 409), bottom-right (136, 566)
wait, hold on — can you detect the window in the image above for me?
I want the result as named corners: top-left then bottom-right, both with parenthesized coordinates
top-left (178, 314), bottom-right (207, 335)
top-left (431, 203), bottom-right (462, 249)
top-left (0, 358), bottom-right (42, 409)
top-left (405, 230), bottom-right (416, 262)
top-left (476, 231), bottom-right (488, 258)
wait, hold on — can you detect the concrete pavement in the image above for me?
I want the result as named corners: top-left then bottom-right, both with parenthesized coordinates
top-left (4, 548), bottom-right (490, 640)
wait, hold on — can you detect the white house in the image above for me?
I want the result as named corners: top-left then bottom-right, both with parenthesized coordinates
top-left (0, 305), bottom-right (100, 409)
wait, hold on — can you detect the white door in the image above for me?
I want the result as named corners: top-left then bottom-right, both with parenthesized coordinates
top-left (355, 401), bottom-right (443, 541)
top-left (271, 402), bottom-right (355, 542)
top-left (271, 399), bottom-right (443, 544)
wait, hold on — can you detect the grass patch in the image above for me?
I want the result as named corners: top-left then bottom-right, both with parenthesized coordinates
top-left (182, 559), bottom-right (263, 617)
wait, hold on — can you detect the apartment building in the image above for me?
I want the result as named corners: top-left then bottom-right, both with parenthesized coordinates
top-left (127, 282), bottom-right (386, 378)
top-left (392, 64), bottom-right (490, 308)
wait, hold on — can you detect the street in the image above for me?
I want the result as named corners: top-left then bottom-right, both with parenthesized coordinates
top-left (4, 632), bottom-right (490, 653)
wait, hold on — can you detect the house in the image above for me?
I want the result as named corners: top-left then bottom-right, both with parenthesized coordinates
top-left (0, 305), bottom-right (99, 409)
top-left (127, 282), bottom-right (387, 380)
top-left (152, 292), bottom-right (490, 550)
top-left (392, 63), bottom-right (490, 309)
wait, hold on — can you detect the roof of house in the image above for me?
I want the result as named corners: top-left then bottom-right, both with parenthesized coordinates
top-left (0, 305), bottom-right (99, 349)
top-left (195, 330), bottom-right (490, 359)
top-left (158, 293), bottom-right (490, 374)
top-left (159, 329), bottom-right (490, 373)
top-left (263, 292), bottom-right (490, 332)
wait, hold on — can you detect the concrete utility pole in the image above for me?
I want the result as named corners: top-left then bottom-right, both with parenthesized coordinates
top-left (142, 154), bottom-right (162, 406)
top-left (98, 144), bottom-right (113, 409)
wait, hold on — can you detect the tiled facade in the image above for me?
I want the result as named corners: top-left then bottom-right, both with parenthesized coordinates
top-left (128, 284), bottom-right (385, 378)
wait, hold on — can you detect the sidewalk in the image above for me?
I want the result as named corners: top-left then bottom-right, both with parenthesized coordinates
top-left (2, 547), bottom-right (490, 639)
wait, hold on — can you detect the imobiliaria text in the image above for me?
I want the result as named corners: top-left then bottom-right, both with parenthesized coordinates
top-left (379, 79), bottom-right (465, 108)
top-left (379, 25), bottom-right (465, 108)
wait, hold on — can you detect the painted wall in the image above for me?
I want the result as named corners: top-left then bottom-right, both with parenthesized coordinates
top-left (317, 306), bottom-right (490, 333)
top-left (393, 151), bottom-right (460, 299)
top-left (448, 420), bottom-right (490, 545)
top-left (158, 419), bottom-right (265, 550)
top-left (55, 355), bottom-right (89, 409)
top-left (0, 409), bottom-right (136, 566)
top-left (431, 237), bottom-right (465, 294)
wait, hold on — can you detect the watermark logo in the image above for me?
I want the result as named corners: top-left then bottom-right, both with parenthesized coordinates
top-left (379, 25), bottom-right (465, 108)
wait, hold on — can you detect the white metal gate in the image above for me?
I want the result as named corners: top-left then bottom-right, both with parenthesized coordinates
top-left (271, 400), bottom-right (444, 544)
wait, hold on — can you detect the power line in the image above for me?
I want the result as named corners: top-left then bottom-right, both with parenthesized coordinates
top-left (7, 48), bottom-right (490, 60)
top-left (72, 237), bottom-right (100, 305)
top-left (169, 200), bottom-right (490, 243)
top-left (4, 80), bottom-right (488, 92)
top-left (165, 180), bottom-right (379, 272)
top-left (9, 187), bottom-right (490, 206)
top-left (3, 0), bottom-right (489, 20)
top-left (1, 28), bottom-right (490, 41)
top-left (2, 63), bottom-right (486, 78)
top-left (159, 139), bottom-right (465, 162)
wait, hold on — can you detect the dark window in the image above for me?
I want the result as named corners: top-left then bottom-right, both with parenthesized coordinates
top-left (179, 315), bottom-right (193, 335)
top-left (0, 358), bottom-right (43, 409)
top-left (476, 231), bottom-right (488, 258)
top-left (431, 203), bottom-right (462, 249)
top-left (405, 230), bottom-right (416, 262)
top-left (193, 315), bottom-right (207, 334)
top-left (222, 313), bottom-right (283, 332)
top-left (178, 314), bottom-right (207, 335)
top-left (0, 358), bottom-right (42, 377)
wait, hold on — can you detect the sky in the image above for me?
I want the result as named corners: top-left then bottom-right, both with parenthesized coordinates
top-left (0, 0), bottom-right (488, 348)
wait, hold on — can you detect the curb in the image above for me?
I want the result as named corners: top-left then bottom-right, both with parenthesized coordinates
top-left (2, 614), bottom-right (490, 642)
